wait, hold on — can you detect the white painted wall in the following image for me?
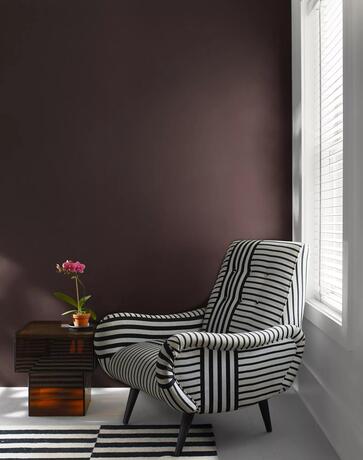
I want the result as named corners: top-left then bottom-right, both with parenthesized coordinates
top-left (293, 1), bottom-right (363, 459)
top-left (292, 0), bottom-right (302, 244)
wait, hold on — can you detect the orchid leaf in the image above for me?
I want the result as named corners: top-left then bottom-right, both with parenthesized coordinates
top-left (53, 292), bottom-right (78, 308)
top-left (79, 295), bottom-right (92, 307)
top-left (61, 309), bottom-right (78, 316)
top-left (87, 309), bottom-right (97, 320)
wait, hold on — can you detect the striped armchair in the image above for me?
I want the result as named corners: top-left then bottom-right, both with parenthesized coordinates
top-left (95, 240), bottom-right (309, 455)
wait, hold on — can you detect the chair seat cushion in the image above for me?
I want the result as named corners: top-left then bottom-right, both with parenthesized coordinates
top-left (107, 340), bottom-right (165, 401)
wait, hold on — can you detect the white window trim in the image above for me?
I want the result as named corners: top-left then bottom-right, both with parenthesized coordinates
top-left (292, 0), bottom-right (355, 350)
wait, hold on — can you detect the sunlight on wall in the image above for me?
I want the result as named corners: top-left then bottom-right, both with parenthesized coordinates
top-left (0, 256), bottom-right (22, 300)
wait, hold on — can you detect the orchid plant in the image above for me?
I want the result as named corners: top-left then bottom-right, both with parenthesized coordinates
top-left (54, 260), bottom-right (96, 320)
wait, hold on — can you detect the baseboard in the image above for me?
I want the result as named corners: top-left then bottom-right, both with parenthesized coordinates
top-left (296, 362), bottom-right (363, 460)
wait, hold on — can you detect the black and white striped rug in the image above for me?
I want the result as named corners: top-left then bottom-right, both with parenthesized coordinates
top-left (0, 424), bottom-right (218, 459)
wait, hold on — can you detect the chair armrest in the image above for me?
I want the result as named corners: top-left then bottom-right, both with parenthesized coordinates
top-left (161, 324), bottom-right (304, 356)
top-left (94, 307), bottom-right (205, 362)
top-left (156, 325), bottom-right (305, 414)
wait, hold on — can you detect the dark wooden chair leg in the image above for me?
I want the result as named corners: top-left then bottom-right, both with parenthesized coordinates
top-left (123, 388), bottom-right (140, 424)
top-left (175, 412), bottom-right (194, 456)
top-left (258, 399), bottom-right (272, 432)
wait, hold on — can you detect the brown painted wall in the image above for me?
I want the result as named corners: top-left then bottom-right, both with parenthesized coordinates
top-left (0, 0), bottom-right (292, 386)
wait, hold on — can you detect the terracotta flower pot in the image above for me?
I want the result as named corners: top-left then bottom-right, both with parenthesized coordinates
top-left (73, 312), bottom-right (91, 328)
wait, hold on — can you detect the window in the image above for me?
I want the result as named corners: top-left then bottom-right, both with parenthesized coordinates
top-left (302, 0), bottom-right (344, 318)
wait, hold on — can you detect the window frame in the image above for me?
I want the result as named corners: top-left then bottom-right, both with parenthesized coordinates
top-left (292, 0), bottom-right (354, 349)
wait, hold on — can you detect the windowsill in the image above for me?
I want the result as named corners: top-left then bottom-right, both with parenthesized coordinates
top-left (304, 298), bottom-right (351, 350)
top-left (306, 298), bottom-right (342, 325)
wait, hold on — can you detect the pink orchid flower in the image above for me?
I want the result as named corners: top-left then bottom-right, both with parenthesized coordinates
top-left (61, 260), bottom-right (86, 274)
top-left (54, 258), bottom-right (95, 321)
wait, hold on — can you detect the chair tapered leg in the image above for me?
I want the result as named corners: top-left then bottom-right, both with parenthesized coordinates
top-left (175, 412), bottom-right (194, 456)
top-left (258, 399), bottom-right (272, 432)
top-left (123, 388), bottom-right (140, 424)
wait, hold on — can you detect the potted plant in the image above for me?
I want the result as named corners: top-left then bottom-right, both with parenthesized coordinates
top-left (54, 260), bottom-right (96, 327)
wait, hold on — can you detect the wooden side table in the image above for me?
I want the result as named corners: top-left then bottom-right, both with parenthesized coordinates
top-left (15, 321), bottom-right (96, 416)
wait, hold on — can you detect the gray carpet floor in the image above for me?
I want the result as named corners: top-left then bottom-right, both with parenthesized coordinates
top-left (0, 387), bottom-right (340, 460)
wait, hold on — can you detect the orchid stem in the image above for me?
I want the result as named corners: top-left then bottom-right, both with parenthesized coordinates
top-left (75, 276), bottom-right (80, 311)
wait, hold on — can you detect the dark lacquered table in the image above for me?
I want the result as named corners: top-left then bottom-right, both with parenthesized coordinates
top-left (15, 321), bottom-right (96, 416)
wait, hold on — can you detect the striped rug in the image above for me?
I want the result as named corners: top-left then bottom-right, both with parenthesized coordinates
top-left (0, 424), bottom-right (218, 459)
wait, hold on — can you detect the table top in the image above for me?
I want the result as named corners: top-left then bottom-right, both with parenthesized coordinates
top-left (16, 321), bottom-right (96, 338)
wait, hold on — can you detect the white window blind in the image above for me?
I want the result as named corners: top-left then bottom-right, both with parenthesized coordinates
top-left (313, 0), bottom-right (344, 312)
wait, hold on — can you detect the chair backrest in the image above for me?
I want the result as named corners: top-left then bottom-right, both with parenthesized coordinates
top-left (202, 240), bottom-right (309, 333)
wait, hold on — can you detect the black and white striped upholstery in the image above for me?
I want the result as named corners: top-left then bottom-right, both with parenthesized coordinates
top-left (94, 309), bottom-right (205, 378)
top-left (95, 240), bottom-right (308, 416)
top-left (202, 240), bottom-right (308, 332)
